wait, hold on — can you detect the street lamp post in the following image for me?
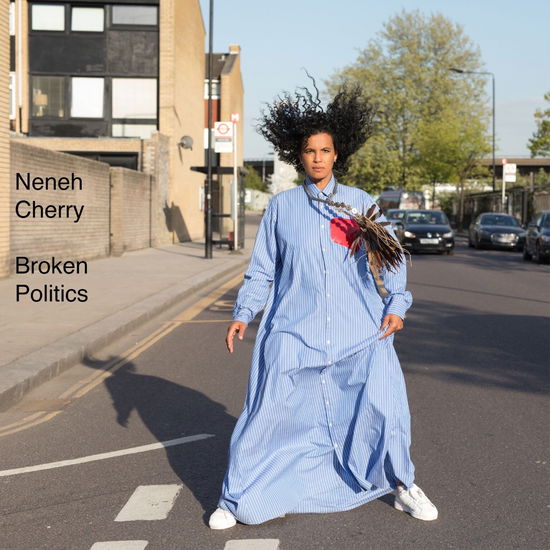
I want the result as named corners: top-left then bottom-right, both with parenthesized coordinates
top-left (205, 0), bottom-right (214, 259)
top-left (449, 68), bottom-right (496, 191)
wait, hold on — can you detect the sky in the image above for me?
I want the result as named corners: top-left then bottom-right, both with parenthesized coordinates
top-left (199, 0), bottom-right (550, 160)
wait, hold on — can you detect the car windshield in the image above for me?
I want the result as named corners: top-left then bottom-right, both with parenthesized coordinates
top-left (542, 216), bottom-right (550, 228)
top-left (387, 210), bottom-right (405, 220)
top-left (480, 214), bottom-right (519, 226)
top-left (405, 211), bottom-right (448, 225)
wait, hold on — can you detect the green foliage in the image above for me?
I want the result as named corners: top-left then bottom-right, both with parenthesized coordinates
top-left (243, 164), bottom-right (268, 192)
top-left (328, 10), bottom-right (490, 190)
top-left (528, 91), bottom-right (550, 157)
top-left (436, 192), bottom-right (456, 220)
top-left (513, 167), bottom-right (550, 187)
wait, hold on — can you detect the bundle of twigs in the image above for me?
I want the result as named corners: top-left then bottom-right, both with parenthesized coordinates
top-left (327, 201), bottom-right (407, 273)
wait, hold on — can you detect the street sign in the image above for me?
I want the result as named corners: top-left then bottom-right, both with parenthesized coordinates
top-left (503, 163), bottom-right (517, 183)
top-left (214, 121), bottom-right (233, 153)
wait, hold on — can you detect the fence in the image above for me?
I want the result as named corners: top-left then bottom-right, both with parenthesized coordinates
top-left (461, 185), bottom-right (550, 227)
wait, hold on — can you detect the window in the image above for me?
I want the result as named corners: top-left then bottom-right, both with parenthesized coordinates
top-left (9, 2), bottom-right (15, 36)
top-left (31, 4), bottom-right (65, 31)
top-left (32, 76), bottom-right (64, 117)
top-left (112, 78), bottom-right (157, 119)
top-left (112, 5), bottom-right (158, 25)
top-left (204, 79), bottom-right (221, 99)
top-left (112, 124), bottom-right (157, 139)
top-left (71, 7), bottom-right (104, 32)
top-left (71, 77), bottom-right (104, 118)
top-left (9, 73), bottom-right (16, 120)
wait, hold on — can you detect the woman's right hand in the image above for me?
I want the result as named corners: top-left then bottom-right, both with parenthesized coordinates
top-left (226, 321), bottom-right (248, 353)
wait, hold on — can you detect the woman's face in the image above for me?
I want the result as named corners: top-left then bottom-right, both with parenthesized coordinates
top-left (300, 132), bottom-right (337, 185)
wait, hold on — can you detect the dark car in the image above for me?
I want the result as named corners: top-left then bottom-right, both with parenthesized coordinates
top-left (468, 213), bottom-right (525, 251)
top-left (386, 208), bottom-right (406, 227)
top-left (523, 210), bottom-right (550, 263)
top-left (395, 209), bottom-right (454, 254)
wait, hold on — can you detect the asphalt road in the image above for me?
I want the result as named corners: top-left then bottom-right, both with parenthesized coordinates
top-left (0, 238), bottom-right (548, 550)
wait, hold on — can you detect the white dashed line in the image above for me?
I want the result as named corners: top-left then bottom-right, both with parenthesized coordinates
top-left (115, 484), bottom-right (182, 521)
top-left (0, 434), bottom-right (214, 477)
top-left (90, 542), bottom-right (148, 550)
top-left (224, 541), bottom-right (280, 550)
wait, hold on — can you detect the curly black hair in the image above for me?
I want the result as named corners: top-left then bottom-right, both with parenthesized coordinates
top-left (257, 78), bottom-right (377, 175)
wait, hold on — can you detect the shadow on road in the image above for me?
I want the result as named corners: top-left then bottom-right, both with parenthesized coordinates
top-left (398, 299), bottom-right (549, 394)
top-left (82, 355), bottom-right (237, 523)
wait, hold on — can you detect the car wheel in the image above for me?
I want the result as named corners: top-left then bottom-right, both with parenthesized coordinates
top-left (523, 246), bottom-right (532, 261)
top-left (534, 242), bottom-right (549, 264)
top-left (474, 236), bottom-right (482, 249)
top-left (446, 249), bottom-right (454, 255)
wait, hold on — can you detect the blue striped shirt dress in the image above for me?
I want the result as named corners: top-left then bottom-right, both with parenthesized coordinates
top-left (217, 176), bottom-right (415, 524)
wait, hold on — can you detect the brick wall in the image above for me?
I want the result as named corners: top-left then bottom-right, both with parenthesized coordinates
top-left (110, 167), bottom-right (151, 255)
top-left (9, 141), bottom-right (161, 272)
top-left (159, 0), bottom-right (206, 241)
top-left (143, 131), bottom-right (171, 247)
top-left (0, 0), bottom-right (10, 277)
top-left (10, 141), bottom-right (111, 267)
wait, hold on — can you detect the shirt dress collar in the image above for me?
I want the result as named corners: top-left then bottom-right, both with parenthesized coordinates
top-left (305, 174), bottom-right (336, 198)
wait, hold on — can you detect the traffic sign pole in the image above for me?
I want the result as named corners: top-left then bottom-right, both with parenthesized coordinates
top-left (231, 113), bottom-right (239, 251)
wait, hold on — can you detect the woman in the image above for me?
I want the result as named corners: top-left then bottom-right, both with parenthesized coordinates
top-left (209, 84), bottom-right (437, 529)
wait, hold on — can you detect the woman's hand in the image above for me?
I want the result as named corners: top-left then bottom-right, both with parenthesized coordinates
top-left (226, 321), bottom-right (248, 353)
top-left (378, 314), bottom-right (404, 339)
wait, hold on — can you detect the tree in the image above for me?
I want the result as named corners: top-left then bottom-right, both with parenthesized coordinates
top-left (328, 10), bottom-right (490, 194)
top-left (528, 92), bottom-right (550, 157)
top-left (243, 164), bottom-right (268, 192)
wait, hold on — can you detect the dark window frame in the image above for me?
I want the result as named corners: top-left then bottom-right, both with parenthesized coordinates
top-left (29, 2), bottom-right (67, 33)
top-left (108, 4), bottom-right (159, 29)
top-left (69, 75), bottom-right (106, 119)
top-left (69, 4), bottom-right (106, 34)
top-left (30, 74), bottom-right (67, 119)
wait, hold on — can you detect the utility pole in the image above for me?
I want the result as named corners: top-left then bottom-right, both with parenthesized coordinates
top-left (205, 0), bottom-right (214, 258)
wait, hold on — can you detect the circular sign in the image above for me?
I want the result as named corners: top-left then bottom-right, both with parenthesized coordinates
top-left (217, 123), bottom-right (230, 135)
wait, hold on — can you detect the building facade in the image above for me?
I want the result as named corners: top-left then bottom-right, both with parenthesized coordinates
top-left (1, 0), bottom-right (10, 277)
top-left (6, 0), bottom-right (239, 245)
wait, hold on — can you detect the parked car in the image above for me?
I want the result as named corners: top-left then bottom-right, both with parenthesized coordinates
top-left (385, 208), bottom-right (406, 227)
top-left (523, 210), bottom-right (550, 263)
top-left (394, 209), bottom-right (454, 254)
top-left (468, 213), bottom-right (525, 251)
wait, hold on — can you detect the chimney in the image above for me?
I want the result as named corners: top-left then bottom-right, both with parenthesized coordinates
top-left (228, 44), bottom-right (240, 55)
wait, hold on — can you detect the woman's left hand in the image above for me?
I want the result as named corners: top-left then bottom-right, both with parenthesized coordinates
top-left (378, 314), bottom-right (404, 339)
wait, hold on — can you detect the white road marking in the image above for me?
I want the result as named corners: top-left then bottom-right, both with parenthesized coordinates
top-left (90, 542), bottom-right (148, 550)
top-left (224, 541), bottom-right (280, 550)
top-left (115, 484), bottom-right (182, 521)
top-left (0, 434), bottom-right (214, 477)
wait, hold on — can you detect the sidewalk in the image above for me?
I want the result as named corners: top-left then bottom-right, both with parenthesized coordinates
top-left (0, 216), bottom-right (261, 411)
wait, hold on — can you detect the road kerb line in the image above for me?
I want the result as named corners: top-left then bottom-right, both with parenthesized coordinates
top-left (0, 434), bottom-right (214, 477)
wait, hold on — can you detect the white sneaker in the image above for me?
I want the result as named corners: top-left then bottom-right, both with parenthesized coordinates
top-left (394, 484), bottom-right (438, 521)
top-left (209, 507), bottom-right (237, 529)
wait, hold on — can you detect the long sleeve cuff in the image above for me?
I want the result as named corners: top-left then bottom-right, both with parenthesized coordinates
top-left (233, 305), bottom-right (253, 324)
top-left (384, 293), bottom-right (412, 320)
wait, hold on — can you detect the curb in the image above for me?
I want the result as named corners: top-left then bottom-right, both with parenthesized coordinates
top-left (0, 258), bottom-right (249, 412)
